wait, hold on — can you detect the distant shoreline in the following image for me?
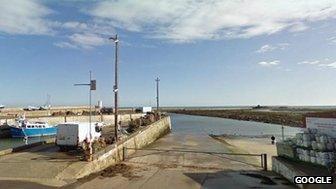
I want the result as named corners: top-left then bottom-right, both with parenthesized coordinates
top-left (167, 108), bottom-right (336, 127)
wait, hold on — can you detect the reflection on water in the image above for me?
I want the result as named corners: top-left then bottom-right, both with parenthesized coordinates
top-left (170, 113), bottom-right (303, 138)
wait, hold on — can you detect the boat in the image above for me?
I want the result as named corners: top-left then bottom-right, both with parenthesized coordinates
top-left (9, 116), bottom-right (56, 138)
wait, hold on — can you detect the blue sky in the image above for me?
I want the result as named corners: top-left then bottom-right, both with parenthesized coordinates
top-left (1, 1), bottom-right (336, 107)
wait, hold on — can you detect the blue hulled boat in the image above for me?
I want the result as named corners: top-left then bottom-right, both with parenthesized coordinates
top-left (10, 117), bottom-right (56, 138)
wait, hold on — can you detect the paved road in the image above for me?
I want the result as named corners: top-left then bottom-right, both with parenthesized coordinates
top-left (72, 133), bottom-right (295, 189)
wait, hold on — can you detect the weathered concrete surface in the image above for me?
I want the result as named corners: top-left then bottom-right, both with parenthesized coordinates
top-left (73, 133), bottom-right (295, 189)
top-left (272, 156), bottom-right (336, 189)
top-left (0, 117), bottom-right (171, 187)
top-left (0, 144), bottom-right (83, 187)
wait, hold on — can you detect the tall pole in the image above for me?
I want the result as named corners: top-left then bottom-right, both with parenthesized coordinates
top-left (74, 71), bottom-right (96, 161)
top-left (155, 77), bottom-right (160, 112)
top-left (89, 71), bottom-right (93, 160)
top-left (110, 34), bottom-right (119, 141)
top-left (115, 35), bottom-right (118, 141)
top-left (89, 71), bottom-right (92, 138)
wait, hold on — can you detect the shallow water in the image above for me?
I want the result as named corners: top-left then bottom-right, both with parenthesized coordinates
top-left (170, 113), bottom-right (302, 138)
top-left (0, 136), bottom-right (54, 150)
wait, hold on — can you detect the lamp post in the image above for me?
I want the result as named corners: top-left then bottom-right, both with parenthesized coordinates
top-left (109, 34), bottom-right (119, 142)
top-left (74, 71), bottom-right (96, 160)
top-left (155, 77), bottom-right (160, 112)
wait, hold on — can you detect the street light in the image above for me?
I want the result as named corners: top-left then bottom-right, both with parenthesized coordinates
top-left (155, 77), bottom-right (160, 112)
top-left (109, 34), bottom-right (119, 142)
top-left (74, 71), bottom-right (96, 160)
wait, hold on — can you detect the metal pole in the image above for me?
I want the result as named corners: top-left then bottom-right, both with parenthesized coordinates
top-left (155, 77), bottom-right (160, 112)
top-left (114, 35), bottom-right (119, 141)
top-left (89, 71), bottom-right (92, 139)
top-left (281, 125), bottom-right (284, 141)
top-left (89, 71), bottom-right (93, 160)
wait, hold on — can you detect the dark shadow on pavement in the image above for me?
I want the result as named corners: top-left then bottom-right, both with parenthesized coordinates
top-left (184, 170), bottom-right (296, 189)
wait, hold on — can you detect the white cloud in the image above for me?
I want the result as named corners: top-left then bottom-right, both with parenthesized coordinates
top-left (327, 36), bottom-right (336, 43)
top-left (258, 60), bottom-right (280, 67)
top-left (54, 42), bottom-right (78, 49)
top-left (319, 62), bottom-right (336, 69)
top-left (297, 59), bottom-right (336, 69)
top-left (0, 2), bottom-right (115, 49)
top-left (60, 21), bottom-right (115, 36)
top-left (326, 62), bottom-right (336, 68)
top-left (89, 0), bottom-right (336, 42)
top-left (0, 0), bottom-right (53, 35)
top-left (256, 45), bottom-right (277, 53)
top-left (256, 43), bottom-right (289, 53)
top-left (53, 21), bottom-right (116, 49)
top-left (298, 60), bottom-right (320, 65)
top-left (68, 33), bottom-right (108, 49)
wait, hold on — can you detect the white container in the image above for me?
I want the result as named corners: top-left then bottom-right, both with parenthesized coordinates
top-left (141, 107), bottom-right (152, 113)
top-left (97, 100), bottom-right (103, 109)
top-left (56, 122), bottom-right (102, 148)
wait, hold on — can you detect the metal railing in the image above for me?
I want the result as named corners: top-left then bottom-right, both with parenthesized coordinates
top-left (123, 147), bottom-right (268, 171)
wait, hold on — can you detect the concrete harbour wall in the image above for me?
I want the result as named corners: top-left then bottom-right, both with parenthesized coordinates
top-left (272, 156), bottom-right (305, 189)
top-left (57, 116), bottom-right (172, 179)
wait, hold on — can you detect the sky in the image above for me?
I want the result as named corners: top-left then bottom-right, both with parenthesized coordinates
top-left (1, 0), bottom-right (336, 107)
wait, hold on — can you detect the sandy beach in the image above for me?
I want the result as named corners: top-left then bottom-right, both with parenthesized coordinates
top-left (211, 135), bottom-right (277, 168)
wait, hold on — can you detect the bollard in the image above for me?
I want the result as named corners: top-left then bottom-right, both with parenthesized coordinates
top-left (123, 147), bottom-right (127, 160)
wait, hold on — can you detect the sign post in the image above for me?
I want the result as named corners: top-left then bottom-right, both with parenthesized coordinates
top-left (74, 71), bottom-right (96, 161)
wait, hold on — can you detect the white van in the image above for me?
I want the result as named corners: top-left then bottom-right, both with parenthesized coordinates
top-left (56, 122), bottom-right (102, 150)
